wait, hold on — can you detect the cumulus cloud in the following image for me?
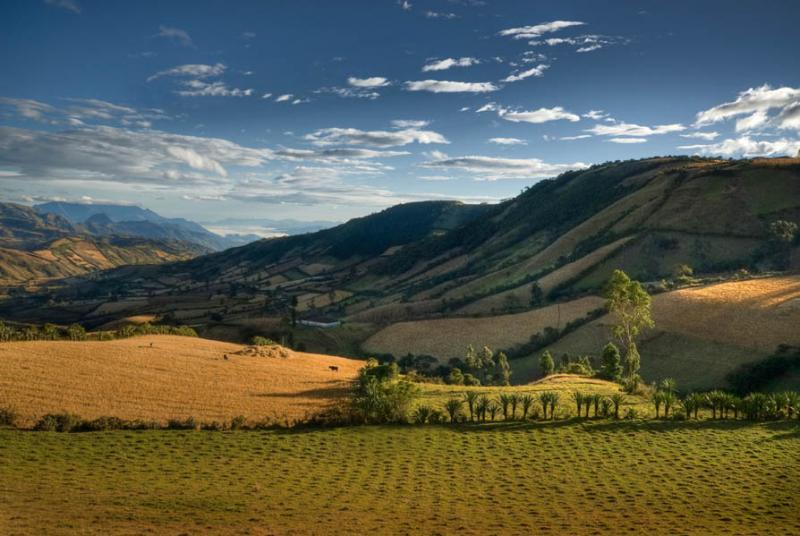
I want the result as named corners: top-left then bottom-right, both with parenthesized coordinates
top-left (422, 57), bottom-right (479, 72)
top-left (529, 34), bottom-right (626, 53)
top-left (156, 25), bottom-right (193, 47)
top-left (489, 137), bottom-right (527, 145)
top-left (695, 85), bottom-right (800, 130)
top-left (679, 136), bottom-right (800, 157)
top-left (607, 137), bottom-right (647, 144)
top-left (176, 80), bottom-right (253, 97)
top-left (0, 125), bottom-right (271, 186)
top-left (502, 64), bottom-right (549, 83)
top-left (679, 131), bottom-right (719, 141)
top-left (421, 154), bottom-right (588, 180)
top-left (147, 63), bottom-right (226, 82)
top-left (304, 126), bottom-right (449, 147)
top-left (478, 104), bottom-right (580, 124)
top-left (45, 0), bottom-right (80, 13)
top-left (404, 80), bottom-right (499, 93)
top-left (0, 97), bottom-right (167, 128)
top-left (348, 76), bottom-right (390, 88)
top-left (586, 122), bottom-right (685, 137)
top-left (316, 87), bottom-right (380, 99)
top-left (499, 20), bottom-right (585, 40)
top-left (391, 120), bottom-right (430, 128)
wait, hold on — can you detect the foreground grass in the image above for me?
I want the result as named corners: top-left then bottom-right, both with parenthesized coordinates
top-left (1, 422), bottom-right (798, 535)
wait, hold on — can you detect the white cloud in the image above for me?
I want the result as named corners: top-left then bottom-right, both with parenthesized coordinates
top-left (316, 87), bottom-right (380, 99)
top-left (0, 125), bottom-right (271, 185)
top-left (155, 25), bottom-right (193, 47)
top-left (422, 57), bottom-right (479, 72)
top-left (735, 110), bottom-right (769, 132)
top-left (304, 126), bottom-right (449, 147)
top-left (777, 103), bottom-right (800, 130)
top-left (680, 131), bottom-right (719, 141)
top-left (695, 85), bottom-right (800, 128)
top-left (292, 98), bottom-right (310, 105)
top-left (421, 154), bottom-right (588, 180)
top-left (399, 0), bottom-right (412, 10)
top-left (404, 80), bottom-right (499, 93)
top-left (560, 134), bottom-right (592, 141)
top-left (261, 93), bottom-right (273, 99)
top-left (582, 110), bottom-right (609, 121)
top-left (679, 136), bottom-right (800, 157)
top-left (586, 121), bottom-right (685, 137)
top-left (489, 137), bottom-right (527, 145)
top-left (499, 106), bottom-right (580, 124)
top-left (529, 34), bottom-right (625, 53)
top-left (502, 64), bottom-right (549, 83)
top-left (147, 63), bottom-right (226, 82)
top-left (391, 120), bottom-right (430, 128)
top-left (425, 11), bottom-right (457, 19)
top-left (0, 97), bottom-right (167, 128)
top-left (607, 137), bottom-right (647, 144)
top-left (176, 80), bottom-right (253, 97)
top-left (499, 20), bottom-right (585, 40)
top-left (347, 76), bottom-right (391, 88)
top-left (275, 94), bottom-right (293, 102)
top-left (45, 0), bottom-right (80, 13)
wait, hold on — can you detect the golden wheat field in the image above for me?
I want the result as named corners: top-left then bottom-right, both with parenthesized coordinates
top-left (363, 296), bottom-right (604, 360)
top-left (0, 335), bottom-right (362, 426)
top-left (652, 275), bottom-right (800, 351)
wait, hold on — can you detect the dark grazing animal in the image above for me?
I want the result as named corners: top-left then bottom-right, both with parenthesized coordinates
top-left (329, 365), bottom-right (339, 372)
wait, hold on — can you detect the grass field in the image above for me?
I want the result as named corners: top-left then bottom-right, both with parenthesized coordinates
top-left (363, 297), bottom-right (604, 361)
top-left (0, 335), bottom-right (362, 426)
top-left (1, 422), bottom-right (798, 535)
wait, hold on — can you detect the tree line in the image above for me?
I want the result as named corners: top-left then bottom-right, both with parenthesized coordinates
top-left (0, 320), bottom-right (197, 342)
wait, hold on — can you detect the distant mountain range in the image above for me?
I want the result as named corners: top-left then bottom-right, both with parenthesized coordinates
top-left (35, 202), bottom-right (261, 251)
top-left (0, 202), bottom-right (207, 287)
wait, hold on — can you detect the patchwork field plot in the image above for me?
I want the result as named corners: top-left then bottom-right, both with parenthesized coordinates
top-left (1, 422), bottom-right (797, 535)
top-left (363, 296), bottom-right (603, 361)
top-left (0, 335), bottom-right (362, 425)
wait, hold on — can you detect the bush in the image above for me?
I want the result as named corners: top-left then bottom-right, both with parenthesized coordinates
top-left (34, 413), bottom-right (82, 432)
top-left (167, 417), bottom-right (198, 430)
top-left (0, 407), bottom-right (18, 427)
top-left (230, 415), bottom-right (247, 430)
top-left (462, 373), bottom-right (481, 386)
top-left (251, 336), bottom-right (277, 346)
top-left (623, 408), bottom-right (639, 420)
top-left (77, 416), bottom-right (128, 431)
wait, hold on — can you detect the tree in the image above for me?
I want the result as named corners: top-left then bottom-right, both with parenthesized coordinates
top-left (444, 398), bottom-right (463, 423)
top-left (494, 352), bottom-right (511, 386)
top-left (487, 401), bottom-right (500, 421)
top-left (539, 350), bottom-right (555, 377)
top-left (447, 367), bottom-right (464, 385)
top-left (590, 393), bottom-right (601, 417)
top-left (67, 323), bottom-right (86, 341)
top-left (464, 392), bottom-right (479, 422)
top-left (659, 378), bottom-right (677, 394)
top-left (662, 391), bottom-right (677, 418)
top-left (610, 393), bottom-right (625, 419)
top-left (530, 282), bottom-right (544, 306)
top-left (351, 366), bottom-right (419, 424)
top-left (538, 392), bottom-right (551, 420)
top-left (549, 392), bottom-right (559, 420)
top-left (604, 270), bottom-right (654, 378)
top-left (599, 342), bottom-right (623, 381)
top-left (478, 346), bottom-right (495, 384)
top-left (769, 220), bottom-right (798, 243)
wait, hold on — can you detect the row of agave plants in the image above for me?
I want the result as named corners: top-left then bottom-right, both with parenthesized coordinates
top-left (651, 389), bottom-right (800, 420)
top-left (411, 388), bottom-right (800, 424)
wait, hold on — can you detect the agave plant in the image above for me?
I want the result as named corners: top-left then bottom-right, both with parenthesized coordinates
top-left (444, 398), bottom-right (463, 423)
top-left (572, 391), bottom-right (585, 417)
top-left (498, 393), bottom-right (512, 420)
top-left (610, 393), bottom-right (625, 420)
top-left (463, 391), bottom-right (479, 422)
top-left (476, 395), bottom-right (491, 422)
top-left (520, 394), bottom-right (534, 420)
top-left (651, 391), bottom-right (665, 418)
top-left (510, 393), bottom-right (520, 420)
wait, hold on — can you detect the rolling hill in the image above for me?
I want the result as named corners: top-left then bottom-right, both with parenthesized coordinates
top-left (0, 335), bottom-right (361, 426)
top-left (1, 157), bottom-right (799, 391)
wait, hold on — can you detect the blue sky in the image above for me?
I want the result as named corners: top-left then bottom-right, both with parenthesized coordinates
top-left (1, 0), bottom-right (799, 228)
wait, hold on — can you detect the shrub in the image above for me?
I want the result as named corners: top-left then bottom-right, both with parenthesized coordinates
top-left (413, 405), bottom-right (433, 424)
top-left (251, 336), bottom-right (277, 346)
top-left (462, 373), bottom-right (481, 386)
top-left (167, 417), bottom-right (198, 430)
top-left (0, 407), bottom-right (18, 427)
top-left (623, 408), bottom-right (639, 420)
top-left (230, 415), bottom-right (247, 430)
top-left (34, 413), bottom-right (82, 432)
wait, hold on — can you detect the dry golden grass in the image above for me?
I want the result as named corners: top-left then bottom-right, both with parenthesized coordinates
top-left (363, 296), bottom-right (604, 360)
top-left (0, 335), bottom-right (362, 426)
top-left (652, 275), bottom-right (800, 352)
